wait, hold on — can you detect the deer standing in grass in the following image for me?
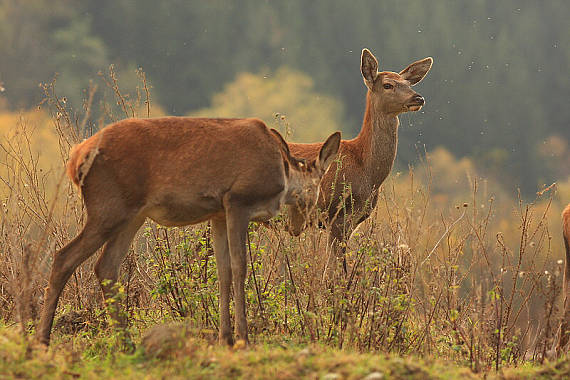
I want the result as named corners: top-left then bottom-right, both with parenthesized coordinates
top-left (556, 203), bottom-right (570, 354)
top-left (37, 117), bottom-right (340, 346)
top-left (287, 49), bottom-right (433, 273)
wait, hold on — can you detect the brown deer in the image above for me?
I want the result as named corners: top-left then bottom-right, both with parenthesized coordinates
top-left (556, 203), bottom-right (570, 354)
top-left (287, 48), bottom-right (433, 273)
top-left (37, 117), bottom-right (340, 346)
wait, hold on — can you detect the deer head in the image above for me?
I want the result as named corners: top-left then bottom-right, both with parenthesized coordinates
top-left (361, 48), bottom-right (432, 115)
top-left (271, 129), bottom-right (341, 211)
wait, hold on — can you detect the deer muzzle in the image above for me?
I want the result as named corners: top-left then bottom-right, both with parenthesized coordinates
top-left (407, 94), bottom-right (425, 111)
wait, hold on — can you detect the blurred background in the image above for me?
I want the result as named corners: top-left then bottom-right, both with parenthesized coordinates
top-left (0, 0), bottom-right (568, 197)
top-left (0, 1), bottom-right (569, 361)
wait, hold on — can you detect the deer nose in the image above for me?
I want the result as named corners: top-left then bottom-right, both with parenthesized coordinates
top-left (412, 94), bottom-right (425, 105)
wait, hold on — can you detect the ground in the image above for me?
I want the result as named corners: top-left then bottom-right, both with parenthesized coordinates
top-left (0, 324), bottom-right (568, 380)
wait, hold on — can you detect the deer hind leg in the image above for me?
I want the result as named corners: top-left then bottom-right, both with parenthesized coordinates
top-left (211, 216), bottom-right (233, 345)
top-left (225, 206), bottom-right (249, 344)
top-left (37, 218), bottom-right (113, 345)
top-left (94, 215), bottom-right (145, 327)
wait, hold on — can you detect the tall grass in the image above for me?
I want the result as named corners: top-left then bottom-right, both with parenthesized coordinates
top-left (0, 71), bottom-right (566, 373)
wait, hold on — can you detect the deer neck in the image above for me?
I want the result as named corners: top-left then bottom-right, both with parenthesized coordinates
top-left (354, 92), bottom-right (399, 187)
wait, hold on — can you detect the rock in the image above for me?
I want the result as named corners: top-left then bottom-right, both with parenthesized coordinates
top-left (297, 347), bottom-right (312, 358)
top-left (141, 323), bottom-right (191, 359)
top-left (53, 310), bottom-right (92, 334)
top-left (362, 372), bottom-right (384, 380)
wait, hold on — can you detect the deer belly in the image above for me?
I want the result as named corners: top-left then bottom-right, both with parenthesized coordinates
top-left (144, 194), bottom-right (223, 226)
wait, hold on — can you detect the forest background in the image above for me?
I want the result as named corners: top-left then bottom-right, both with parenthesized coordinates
top-left (0, 0), bottom-right (568, 197)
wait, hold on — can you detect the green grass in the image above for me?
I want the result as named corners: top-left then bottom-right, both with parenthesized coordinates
top-left (0, 324), bottom-right (568, 380)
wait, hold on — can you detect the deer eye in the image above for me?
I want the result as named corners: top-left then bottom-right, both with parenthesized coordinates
top-left (383, 83), bottom-right (393, 90)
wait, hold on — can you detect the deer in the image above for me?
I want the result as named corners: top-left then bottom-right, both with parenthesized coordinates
top-left (286, 48), bottom-right (433, 274)
top-left (556, 203), bottom-right (570, 354)
top-left (37, 116), bottom-right (341, 346)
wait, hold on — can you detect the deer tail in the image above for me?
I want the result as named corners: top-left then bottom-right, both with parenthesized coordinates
top-left (66, 132), bottom-right (103, 189)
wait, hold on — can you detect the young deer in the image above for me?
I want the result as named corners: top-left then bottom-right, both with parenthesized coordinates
top-left (557, 203), bottom-right (570, 354)
top-left (287, 49), bottom-right (432, 273)
top-left (37, 117), bottom-right (340, 346)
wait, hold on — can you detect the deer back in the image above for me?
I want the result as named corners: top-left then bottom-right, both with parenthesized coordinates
top-left (68, 117), bottom-right (289, 222)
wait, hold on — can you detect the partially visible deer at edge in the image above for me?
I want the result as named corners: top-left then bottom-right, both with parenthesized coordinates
top-left (287, 48), bottom-right (433, 273)
top-left (37, 117), bottom-right (341, 346)
top-left (556, 203), bottom-right (570, 354)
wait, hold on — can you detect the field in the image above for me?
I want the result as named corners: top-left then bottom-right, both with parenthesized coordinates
top-left (1, 324), bottom-right (569, 379)
top-left (0, 78), bottom-right (568, 379)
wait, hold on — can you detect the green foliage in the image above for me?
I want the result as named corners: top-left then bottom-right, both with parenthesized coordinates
top-left (145, 225), bottom-right (220, 325)
top-left (0, 0), bottom-right (108, 108)
top-left (50, 18), bottom-right (108, 100)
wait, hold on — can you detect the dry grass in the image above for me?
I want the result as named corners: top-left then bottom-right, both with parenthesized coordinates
top-left (0, 71), bottom-right (567, 376)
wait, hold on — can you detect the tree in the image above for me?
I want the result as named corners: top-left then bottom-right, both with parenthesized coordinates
top-left (191, 67), bottom-right (346, 143)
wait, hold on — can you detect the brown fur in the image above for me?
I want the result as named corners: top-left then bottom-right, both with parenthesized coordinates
top-left (66, 131), bottom-right (104, 188)
top-left (38, 116), bottom-right (340, 346)
top-left (66, 143), bottom-right (89, 187)
top-left (287, 49), bottom-right (433, 273)
top-left (66, 144), bottom-right (82, 186)
top-left (557, 203), bottom-right (570, 354)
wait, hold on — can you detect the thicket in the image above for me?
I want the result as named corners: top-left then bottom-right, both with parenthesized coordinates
top-left (0, 73), bottom-right (567, 376)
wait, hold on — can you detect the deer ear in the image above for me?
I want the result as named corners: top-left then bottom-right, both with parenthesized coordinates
top-left (399, 57), bottom-right (433, 86)
top-left (269, 128), bottom-right (291, 157)
top-left (316, 132), bottom-right (341, 173)
top-left (361, 48), bottom-right (378, 89)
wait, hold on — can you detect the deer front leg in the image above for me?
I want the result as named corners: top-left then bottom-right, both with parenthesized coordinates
top-left (211, 217), bottom-right (233, 345)
top-left (225, 207), bottom-right (249, 344)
